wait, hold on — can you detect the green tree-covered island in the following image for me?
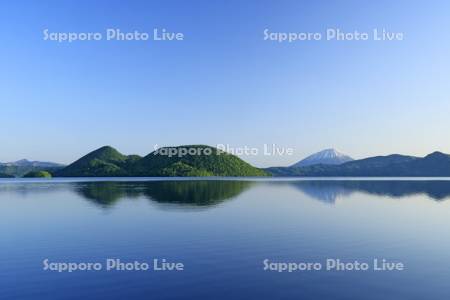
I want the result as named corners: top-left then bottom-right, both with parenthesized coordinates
top-left (54, 145), bottom-right (269, 177)
top-left (23, 171), bottom-right (53, 178)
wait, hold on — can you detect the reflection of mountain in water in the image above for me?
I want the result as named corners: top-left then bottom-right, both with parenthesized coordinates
top-left (289, 180), bottom-right (450, 203)
top-left (1, 180), bottom-right (449, 209)
top-left (289, 181), bottom-right (353, 204)
top-left (75, 180), bottom-right (252, 208)
top-left (75, 182), bottom-right (143, 207)
top-left (142, 181), bottom-right (252, 206)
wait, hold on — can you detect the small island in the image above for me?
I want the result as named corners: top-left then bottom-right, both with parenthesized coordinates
top-left (23, 171), bottom-right (52, 178)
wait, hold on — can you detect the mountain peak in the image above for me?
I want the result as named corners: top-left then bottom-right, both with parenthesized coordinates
top-left (292, 148), bottom-right (354, 168)
top-left (12, 159), bottom-right (31, 166)
top-left (88, 146), bottom-right (125, 160)
top-left (316, 148), bottom-right (342, 157)
top-left (55, 146), bottom-right (129, 177)
top-left (425, 151), bottom-right (450, 160)
top-left (94, 145), bottom-right (118, 152)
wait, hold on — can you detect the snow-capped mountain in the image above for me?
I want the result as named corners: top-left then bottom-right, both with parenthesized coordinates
top-left (291, 149), bottom-right (354, 168)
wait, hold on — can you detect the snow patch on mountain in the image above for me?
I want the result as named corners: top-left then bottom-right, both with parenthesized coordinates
top-left (292, 148), bottom-right (354, 168)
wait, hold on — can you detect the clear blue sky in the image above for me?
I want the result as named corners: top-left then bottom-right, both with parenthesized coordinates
top-left (1, 0), bottom-right (449, 167)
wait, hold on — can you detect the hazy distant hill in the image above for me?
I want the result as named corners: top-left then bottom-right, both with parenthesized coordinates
top-left (0, 159), bottom-right (64, 177)
top-left (2, 159), bottom-right (63, 168)
top-left (55, 145), bottom-right (268, 177)
top-left (266, 152), bottom-right (450, 177)
top-left (292, 148), bottom-right (353, 167)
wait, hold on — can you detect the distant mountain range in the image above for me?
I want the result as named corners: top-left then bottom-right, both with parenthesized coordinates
top-left (267, 151), bottom-right (450, 177)
top-left (0, 159), bottom-right (64, 177)
top-left (291, 148), bottom-right (353, 167)
top-left (3, 147), bottom-right (450, 178)
top-left (0, 159), bottom-right (63, 168)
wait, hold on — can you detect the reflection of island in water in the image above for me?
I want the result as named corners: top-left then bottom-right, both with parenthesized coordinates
top-left (289, 180), bottom-right (450, 204)
top-left (0, 179), bottom-right (449, 209)
top-left (75, 180), bottom-right (253, 208)
top-left (74, 180), bottom-right (450, 207)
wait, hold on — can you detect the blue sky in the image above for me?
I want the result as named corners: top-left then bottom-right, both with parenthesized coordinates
top-left (1, 0), bottom-right (450, 167)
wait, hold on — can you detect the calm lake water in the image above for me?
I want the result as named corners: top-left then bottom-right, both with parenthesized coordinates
top-left (1, 178), bottom-right (450, 299)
